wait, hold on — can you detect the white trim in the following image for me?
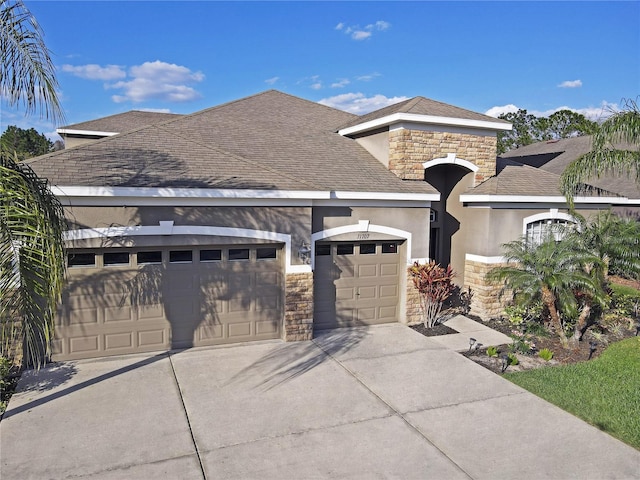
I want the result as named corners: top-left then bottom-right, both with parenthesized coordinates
top-left (338, 112), bottom-right (512, 137)
top-left (56, 129), bottom-right (119, 137)
top-left (52, 186), bottom-right (438, 206)
top-left (522, 210), bottom-right (577, 236)
top-left (465, 253), bottom-right (508, 264)
top-left (459, 194), bottom-right (625, 204)
top-left (311, 221), bottom-right (413, 269)
top-left (423, 153), bottom-right (479, 172)
top-left (63, 222), bottom-right (311, 274)
top-left (330, 191), bottom-right (439, 201)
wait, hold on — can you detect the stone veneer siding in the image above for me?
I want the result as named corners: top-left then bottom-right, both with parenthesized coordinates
top-left (463, 259), bottom-right (511, 320)
top-left (389, 129), bottom-right (497, 183)
top-left (405, 269), bottom-right (423, 325)
top-left (284, 272), bottom-right (314, 341)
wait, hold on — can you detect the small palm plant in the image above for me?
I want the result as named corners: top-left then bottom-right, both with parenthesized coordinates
top-left (487, 234), bottom-right (599, 348)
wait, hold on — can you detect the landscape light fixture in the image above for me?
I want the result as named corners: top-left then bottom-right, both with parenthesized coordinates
top-left (468, 338), bottom-right (476, 353)
top-left (588, 341), bottom-right (598, 360)
top-left (635, 320), bottom-right (640, 337)
top-left (474, 342), bottom-right (483, 354)
top-left (501, 354), bottom-right (509, 373)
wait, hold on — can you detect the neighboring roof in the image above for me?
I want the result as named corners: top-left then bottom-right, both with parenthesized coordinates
top-left (469, 163), bottom-right (570, 197)
top-left (338, 96), bottom-right (511, 132)
top-left (499, 136), bottom-right (640, 199)
top-left (58, 111), bottom-right (184, 135)
top-left (29, 90), bottom-right (437, 196)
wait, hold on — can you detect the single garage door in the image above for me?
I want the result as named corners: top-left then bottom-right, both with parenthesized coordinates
top-left (54, 244), bottom-right (283, 360)
top-left (314, 241), bottom-right (402, 330)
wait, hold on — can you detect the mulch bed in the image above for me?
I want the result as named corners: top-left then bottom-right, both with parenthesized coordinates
top-left (411, 309), bottom-right (638, 373)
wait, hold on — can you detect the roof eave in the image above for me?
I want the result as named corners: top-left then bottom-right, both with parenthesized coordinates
top-left (339, 112), bottom-right (512, 136)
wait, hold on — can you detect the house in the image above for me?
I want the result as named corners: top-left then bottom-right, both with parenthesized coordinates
top-left (26, 90), bottom-right (636, 361)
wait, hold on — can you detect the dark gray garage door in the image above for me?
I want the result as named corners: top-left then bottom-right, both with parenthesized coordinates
top-left (54, 244), bottom-right (283, 360)
top-left (314, 241), bottom-right (401, 330)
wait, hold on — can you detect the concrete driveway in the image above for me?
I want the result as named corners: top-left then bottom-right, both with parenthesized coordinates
top-left (1, 324), bottom-right (639, 479)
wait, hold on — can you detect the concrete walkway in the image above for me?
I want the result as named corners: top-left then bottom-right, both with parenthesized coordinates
top-left (1, 323), bottom-right (639, 479)
top-left (430, 314), bottom-right (513, 351)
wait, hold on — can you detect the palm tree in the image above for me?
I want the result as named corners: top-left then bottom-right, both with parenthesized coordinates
top-left (567, 211), bottom-right (640, 341)
top-left (1, 0), bottom-right (64, 123)
top-left (1, 0), bottom-right (66, 367)
top-left (561, 99), bottom-right (640, 208)
top-left (487, 234), bottom-right (600, 348)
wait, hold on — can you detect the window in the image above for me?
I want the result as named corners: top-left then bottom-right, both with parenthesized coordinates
top-left (169, 250), bottom-right (193, 263)
top-left (200, 249), bottom-right (222, 262)
top-left (359, 243), bottom-right (376, 255)
top-left (137, 251), bottom-right (162, 264)
top-left (526, 219), bottom-right (573, 245)
top-left (337, 244), bottom-right (354, 255)
top-left (315, 244), bottom-right (331, 256)
top-left (382, 242), bottom-right (398, 254)
top-left (68, 252), bottom-right (95, 267)
top-left (229, 248), bottom-right (249, 261)
top-left (257, 247), bottom-right (277, 260)
top-left (104, 252), bottom-right (130, 266)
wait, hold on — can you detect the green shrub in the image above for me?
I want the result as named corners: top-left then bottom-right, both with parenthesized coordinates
top-left (507, 353), bottom-right (519, 366)
top-left (538, 348), bottom-right (554, 361)
top-left (486, 346), bottom-right (499, 357)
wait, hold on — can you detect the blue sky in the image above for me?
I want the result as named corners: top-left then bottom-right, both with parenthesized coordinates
top-left (2, 1), bottom-right (639, 141)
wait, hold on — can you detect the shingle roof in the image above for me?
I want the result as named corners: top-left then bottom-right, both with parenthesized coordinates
top-left (468, 163), bottom-right (569, 197)
top-left (29, 90), bottom-right (437, 195)
top-left (499, 136), bottom-right (639, 199)
top-left (338, 96), bottom-right (510, 131)
top-left (60, 110), bottom-right (183, 134)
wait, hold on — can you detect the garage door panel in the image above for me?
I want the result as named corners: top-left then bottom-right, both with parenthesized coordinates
top-left (358, 265), bottom-right (378, 278)
top-left (138, 329), bottom-right (167, 347)
top-left (104, 305), bottom-right (133, 322)
top-left (69, 335), bottom-right (99, 354)
top-left (65, 308), bottom-right (99, 325)
top-left (138, 304), bottom-right (165, 320)
top-left (381, 263), bottom-right (399, 276)
top-left (228, 322), bottom-right (251, 338)
top-left (380, 285), bottom-right (399, 298)
top-left (105, 332), bottom-right (133, 350)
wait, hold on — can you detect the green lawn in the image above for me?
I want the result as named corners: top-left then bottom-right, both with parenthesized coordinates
top-left (504, 337), bottom-right (640, 449)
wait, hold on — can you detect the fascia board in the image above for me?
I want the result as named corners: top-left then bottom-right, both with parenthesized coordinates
top-left (52, 186), bottom-right (438, 205)
top-left (56, 129), bottom-right (119, 137)
top-left (459, 194), bottom-right (626, 204)
top-left (338, 112), bottom-right (512, 136)
top-left (331, 191), bottom-right (440, 201)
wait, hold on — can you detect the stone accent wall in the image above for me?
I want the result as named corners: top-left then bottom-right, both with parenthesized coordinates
top-left (463, 258), bottom-right (512, 320)
top-left (388, 129), bottom-right (497, 183)
top-left (283, 272), bottom-right (314, 341)
top-left (405, 269), bottom-right (423, 325)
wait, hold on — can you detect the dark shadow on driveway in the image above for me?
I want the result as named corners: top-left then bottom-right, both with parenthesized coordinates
top-left (228, 327), bottom-right (368, 391)
top-left (2, 352), bottom-right (168, 420)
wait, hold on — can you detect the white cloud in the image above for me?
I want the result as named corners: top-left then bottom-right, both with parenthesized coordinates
top-left (265, 76), bottom-right (279, 85)
top-left (558, 79), bottom-right (583, 88)
top-left (336, 20), bottom-right (391, 41)
top-left (107, 60), bottom-right (204, 103)
top-left (318, 92), bottom-right (409, 115)
top-left (139, 108), bottom-right (172, 113)
top-left (352, 30), bottom-right (372, 40)
top-left (485, 101), bottom-right (618, 122)
top-left (62, 64), bottom-right (126, 81)
top-left (356, 73), bottom-right (381, 82)
top-left (331, 79), bottom-right (350, 88)
top-left (311, 82), bottom-right (323, 90)
top-left (484, 104), bottom-right (520, 117)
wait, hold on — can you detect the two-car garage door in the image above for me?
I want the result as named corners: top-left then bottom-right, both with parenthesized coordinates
top-left (54, 244), bottom-right (283, 360)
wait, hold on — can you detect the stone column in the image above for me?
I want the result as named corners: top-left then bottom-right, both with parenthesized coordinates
top-left (283, 272), bottom-right (314, 341)
top-left (463, 258), bottom-right (511, 320)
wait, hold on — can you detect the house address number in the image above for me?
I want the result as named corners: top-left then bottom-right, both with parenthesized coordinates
top-left (357, 233), bottom-right (370, 239)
